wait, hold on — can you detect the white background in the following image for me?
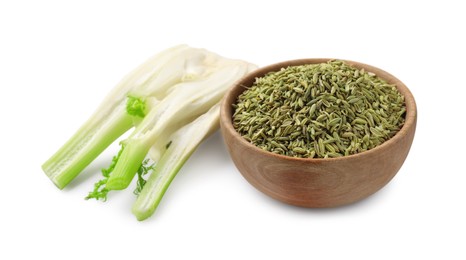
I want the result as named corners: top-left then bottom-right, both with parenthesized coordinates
top-left (1, 0), bottom-right (465, 259)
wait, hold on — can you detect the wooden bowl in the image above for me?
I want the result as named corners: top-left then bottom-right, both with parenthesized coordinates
top-left (220, 59), bottom-right (417, 208)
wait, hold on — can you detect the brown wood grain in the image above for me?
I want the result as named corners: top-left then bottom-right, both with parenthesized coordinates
top-left (220, 59), bottom-right (417, 207)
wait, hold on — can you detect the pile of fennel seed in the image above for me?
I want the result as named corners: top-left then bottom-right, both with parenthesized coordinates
top-left (232, 60), bottom-right (406, 158)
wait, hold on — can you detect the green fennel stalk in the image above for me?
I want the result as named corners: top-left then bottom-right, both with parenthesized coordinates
top-left (132, 103), bottom-right (221, 221)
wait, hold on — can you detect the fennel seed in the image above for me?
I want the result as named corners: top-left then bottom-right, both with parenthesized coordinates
top-left (232, 60), bottom-right (406, 158)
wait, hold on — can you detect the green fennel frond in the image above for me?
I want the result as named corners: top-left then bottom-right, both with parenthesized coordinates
top-left (126, 96), bottom-right (146, 118)
top-left (133, 159), bottom-right (156, 196)
top-left (85, 145), bottom-right (126, 201)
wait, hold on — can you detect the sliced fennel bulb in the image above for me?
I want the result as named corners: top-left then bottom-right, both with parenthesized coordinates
top-left (42, 44), bottom-right (257, 220)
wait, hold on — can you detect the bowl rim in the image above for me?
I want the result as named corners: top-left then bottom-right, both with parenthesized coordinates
top-left (220, 58), bottom-right (417, 163)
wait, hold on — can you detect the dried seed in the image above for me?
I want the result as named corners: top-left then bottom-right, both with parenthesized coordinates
top-left (309, 103), bottom-right (317, 117)
top-left (318, 138), bottom-right (325, 155)
top-left (232, 60), bottom-right (405, 159)
top-left (328, 118), bottom-right (341, 127)
top-left (352, 118), bottom-right (367, 125)
top-left (293, 147), bottom-right (307, 154)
